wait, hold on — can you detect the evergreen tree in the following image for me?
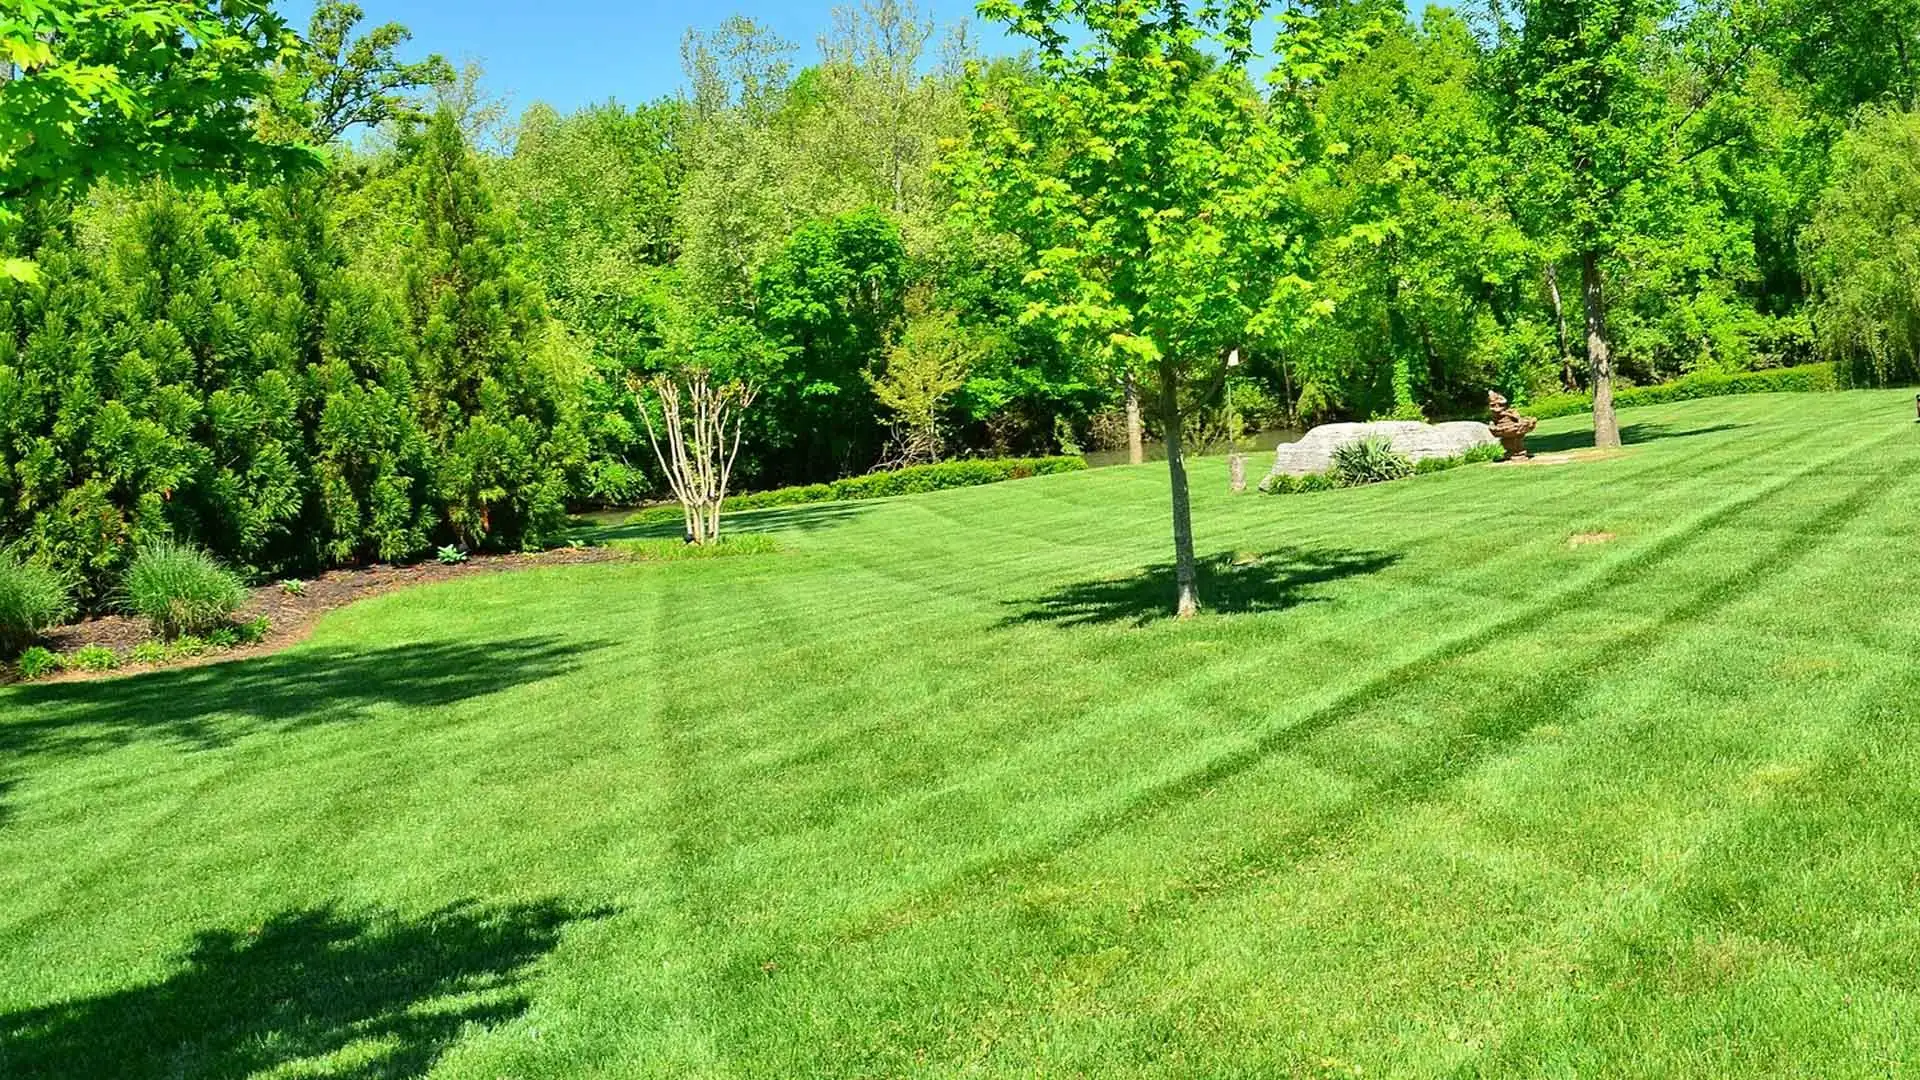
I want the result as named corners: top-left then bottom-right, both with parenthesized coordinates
top-left (404, 109), bottom-right (582, 549)
top-left (236, 180), bottom-right (436, 567)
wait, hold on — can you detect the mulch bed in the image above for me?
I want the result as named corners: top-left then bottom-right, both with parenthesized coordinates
top-left (27, 546), bottom-right (627, 685)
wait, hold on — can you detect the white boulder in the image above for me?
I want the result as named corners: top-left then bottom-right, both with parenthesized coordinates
top-left (1267, 420), bottom-right (1497, 477)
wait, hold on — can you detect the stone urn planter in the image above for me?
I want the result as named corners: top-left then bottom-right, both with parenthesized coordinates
top-left (1487, 391), bottom-right (1537, 460)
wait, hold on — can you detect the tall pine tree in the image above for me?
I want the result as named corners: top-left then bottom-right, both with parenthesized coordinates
top-left (404, 109), bottom-right (581, 549)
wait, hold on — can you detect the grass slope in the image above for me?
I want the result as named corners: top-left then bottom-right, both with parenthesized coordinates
top-left (5, 391), bottom-right (1920, 1077)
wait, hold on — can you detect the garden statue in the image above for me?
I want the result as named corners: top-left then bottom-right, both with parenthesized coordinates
top-left (1487, 391), bottom-right (1536, 460)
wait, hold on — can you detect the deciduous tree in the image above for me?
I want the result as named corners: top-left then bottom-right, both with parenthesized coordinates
top-left (1804, 106), bottom-right (1920, 384)
top-left (950, 0), bottom-right (1354, 617)
top-left (271, 0), bottom-right (454, 144)
top-left (0, 0), bottom-right (313, 277)
top-left (1486, 0), bottom-right (1762, 444)
top-left (635, 370), bottom-right (757, 545)
top-left (868, 295), bottom-right (977, 464)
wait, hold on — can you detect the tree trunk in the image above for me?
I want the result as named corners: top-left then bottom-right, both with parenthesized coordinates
top-left (1419, 321), bottom-right (1444, 404)
top-left (1546, 261), bottom-right (1577, 392)
top-left (1278, 350), bottom-right (1296, 426)
top-left (1124, 371), bottom-right (1145, 465)
top-left (1581, 250), bottom-right (1621, 449)
top-left (1897, 30), bottom-right (1916, 107)
top-left (1159, 361), bottom-right (1200, 618)
top-left (1384, 258), bottom-right (1417, 416)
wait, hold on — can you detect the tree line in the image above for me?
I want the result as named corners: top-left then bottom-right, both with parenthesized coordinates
top-left (1, 0), bottom-right (1916, 607)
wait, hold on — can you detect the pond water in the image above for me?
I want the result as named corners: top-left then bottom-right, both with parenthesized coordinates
top-left (1081, 426), bottom-right (1305, 469)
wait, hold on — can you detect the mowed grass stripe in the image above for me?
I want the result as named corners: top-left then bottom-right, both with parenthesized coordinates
top-left (3, 391), bottom-right (1918, 1078)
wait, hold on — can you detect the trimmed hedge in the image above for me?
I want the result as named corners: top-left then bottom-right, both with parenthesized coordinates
top-left (625, 457), bottom-right (1089, 527)
top-left (1520, 364), bottom-right (1838, 421)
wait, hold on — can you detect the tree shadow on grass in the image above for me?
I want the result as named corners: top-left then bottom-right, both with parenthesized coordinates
top-left (1528, 421), bottom-right (1750, 454)
top-left (1002, 547), bottom-right (1401, 629)
top-left (0, 898), bottom-right (610, 1079)
top-left (584, 501), bottom-right (875, 543)
top-left (0, 636), bottom-right (609, 763)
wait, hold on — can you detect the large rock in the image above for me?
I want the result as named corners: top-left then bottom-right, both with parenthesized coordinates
top-left (1267, 420), bottom-right (1497, 477)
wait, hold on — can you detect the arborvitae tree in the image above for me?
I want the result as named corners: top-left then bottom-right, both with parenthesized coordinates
top-left (112, 189), bottom-right (307, 571)
top-left (0, 167), bottom-right (588, 602)
top-left (236, 180), bottom-right (436, 567)
top-left (0, 188), bottom-right (301, 603)
top-left (404, 109), bottom-right (581, 549)
top-left (0, 244), bottom-right (144, 607)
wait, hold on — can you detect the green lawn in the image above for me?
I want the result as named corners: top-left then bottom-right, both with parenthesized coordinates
top-left (6, 390), bottom-right (1920, 1077)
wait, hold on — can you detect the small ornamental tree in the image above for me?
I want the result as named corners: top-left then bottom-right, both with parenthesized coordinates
top-left (635, 369), bottom-right (758, 545)
top-left (948, 0), bottom-right (1360, 617)
top-left (633, 300), bottom-right (775, 544)
top-left (868, 297), bottom-right (977, 465)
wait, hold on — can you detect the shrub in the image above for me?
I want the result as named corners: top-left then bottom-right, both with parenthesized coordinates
top-left (15, 646), bottom-right (60, 680)
top-left (280, 579), bottom-right (307, 597)
top-left (204, 616), bottom-right (268, 650)
top-left (1261, 470), bottom-right (1339, 494)
top-left (1266, 443), bottom-right (1500, 496)
top-left (168, 634), bottom-right (210, 658)
top-left (614, 535), bottom-right (781, 562)
top-left (1260, 473), bottom-right (1299, 494)
top-left (622, 456), bottom-right (1088, 527)
top-left (67, 644), bottom-right (120, 672)
top-left (1331, 438), bottom-right (1415, 487)
top-left (128, 640), bottom-right (170, 666)
top-left (1518, 363), bottom-right (1838, 420)
top-left (0, 548), bottom-right (75, 656)
top-left (122, 540), bottom-right (250, 639)
top-left (436, 545), bottom-right (469, 566)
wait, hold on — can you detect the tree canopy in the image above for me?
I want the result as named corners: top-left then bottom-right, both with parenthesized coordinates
top-left (3, 0), bottom-right (1917, 613)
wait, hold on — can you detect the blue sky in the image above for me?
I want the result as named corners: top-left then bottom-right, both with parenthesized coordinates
top-left (276, 0), bottom-right (1020, 116)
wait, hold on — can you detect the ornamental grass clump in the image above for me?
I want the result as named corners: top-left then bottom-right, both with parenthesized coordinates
top-left (1331, 438), bottom-right (1415, 487)
top-left (122, 540), bottom-right (249, 639)
top-left (0, 548), bottom-right (75, 657)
